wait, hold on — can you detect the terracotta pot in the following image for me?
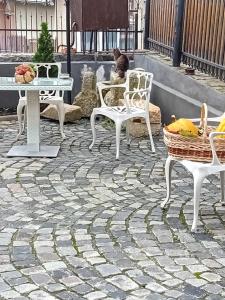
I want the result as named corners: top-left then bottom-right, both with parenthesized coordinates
top-left (60, 47), bottom-right (77, 54)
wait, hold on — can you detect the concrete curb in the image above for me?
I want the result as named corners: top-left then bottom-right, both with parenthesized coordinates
top-left (0, 115), bottom-right (17, 121)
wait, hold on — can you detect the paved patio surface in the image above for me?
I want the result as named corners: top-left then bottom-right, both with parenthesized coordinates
top-left (0, 119), bottom-right (225, 300)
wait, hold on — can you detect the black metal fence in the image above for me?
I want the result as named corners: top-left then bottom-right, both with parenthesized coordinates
top-left (0, 0), bottom-right (143, 53)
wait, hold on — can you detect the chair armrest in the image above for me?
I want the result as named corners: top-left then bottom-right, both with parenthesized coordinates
top-left (190, 117), bottom-right (222, 123)
top-left (209, 132), bottom-right (225, 165)
top-left (97, 82), bottom-right (126, 91)
top-left (97, 80), bottom-right (111, 85)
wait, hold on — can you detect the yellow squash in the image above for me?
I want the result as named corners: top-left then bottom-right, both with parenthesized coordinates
top-left (214, 118), bottom-right (225, 138)
top-left (166, 118), bottom-right (198, 137)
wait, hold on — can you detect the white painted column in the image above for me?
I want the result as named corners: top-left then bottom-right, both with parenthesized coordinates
top-left (76, 32), bottom-right (81, 52)
top-left (117, 31), bottom-right (120, 48)
top-left (26, 90), bottom-right (40, 152)
top-left (98, 32), bottom-right (103, 51)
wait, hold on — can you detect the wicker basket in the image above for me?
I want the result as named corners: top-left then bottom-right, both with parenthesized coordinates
top-left (163, 103), bottom-right (225, 162)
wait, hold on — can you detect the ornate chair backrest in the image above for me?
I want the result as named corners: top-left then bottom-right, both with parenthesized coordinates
top-left (19, 62), bottom-right (63, 99)
top-left (124, 70), bottom-right (154, 113)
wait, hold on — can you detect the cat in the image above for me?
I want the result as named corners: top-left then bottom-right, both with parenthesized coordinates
top-left (113, 48), bottom-right (129, 78)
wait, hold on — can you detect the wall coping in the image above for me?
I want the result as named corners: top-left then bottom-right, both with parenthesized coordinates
top-left (138, 50), bottom-right (225, 95)
top-left (0, 52), bottom-right (134, 62)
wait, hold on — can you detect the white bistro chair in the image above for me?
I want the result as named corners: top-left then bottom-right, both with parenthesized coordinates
top-left (89, 69), bottom-right (155, 159)
top-left (17, 62), bottom-right (65, 140)
top-left (161, 115), bottom-right (225, 232)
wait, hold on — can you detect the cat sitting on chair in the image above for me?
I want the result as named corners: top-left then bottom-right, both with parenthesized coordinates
top-left (113, 48), bottom-right (129, 78)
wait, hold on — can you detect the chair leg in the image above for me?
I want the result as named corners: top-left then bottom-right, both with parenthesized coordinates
top-left (145, 114), bottom-right (155, 153)
top-left (89, 112), bottom-right (97, 150)
top-left (161, 156), bottom-right (175, 208)
top-left (116, 121), bottom-right (122, 160)
top-left (56, 102), bottom-right (65, 139)
top-left (16, 102), bottom-right (25, 140)
top-left (126, 120), bottom-right (130, 146)
top-left (24, 106), bottom-right (27, 128)
top-left (220, 171), bottom-right (225, 205)
top-left (191, 173), bottom-right (204, 232)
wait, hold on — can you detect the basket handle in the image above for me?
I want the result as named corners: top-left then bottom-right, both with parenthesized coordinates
top-left (199, 103), bottom-right (208, 139)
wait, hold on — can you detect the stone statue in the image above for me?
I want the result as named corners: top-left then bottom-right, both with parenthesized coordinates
top-left (96, 65), bottom-right (106, 82)
top-left (73, 65), bottom-right (99, 117)
top-left (103, 70), bottom-right (126, 107)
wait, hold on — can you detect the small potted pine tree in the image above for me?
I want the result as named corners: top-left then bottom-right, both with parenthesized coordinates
top-left (32, 22), bottom-right (58, 77)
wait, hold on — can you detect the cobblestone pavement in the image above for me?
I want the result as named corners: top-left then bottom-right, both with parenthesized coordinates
top-left (0, 119), bottom-right (225, 300)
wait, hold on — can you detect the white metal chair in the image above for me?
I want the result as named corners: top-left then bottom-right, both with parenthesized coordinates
top-left (17, 62), bottom-right (65, 140)
top-left (161, 115), bottom-right (225, 232)
top-left (89, 69), bottom-right (155, 159)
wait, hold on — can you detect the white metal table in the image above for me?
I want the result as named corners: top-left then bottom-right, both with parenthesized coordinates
top-left (0, 77), bottom-right (73, 157)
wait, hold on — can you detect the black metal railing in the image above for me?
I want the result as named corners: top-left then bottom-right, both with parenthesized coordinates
top-left (0, 0), bottom-right (143, 53)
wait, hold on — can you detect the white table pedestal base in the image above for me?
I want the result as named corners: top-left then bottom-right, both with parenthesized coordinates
top-left (0, 76), bottom-right (73, 158)
top-left (7, 145), bottom-right (60, 157)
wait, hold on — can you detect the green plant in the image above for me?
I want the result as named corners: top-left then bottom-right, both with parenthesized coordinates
top-left (32, 22), bottom-right (57, 77)
top-left (179, 210), bottom-right (186, 225)
top-left (194, 272), bottom-right (202, 279)
top-left (101, 117), bottom-right (115, 129)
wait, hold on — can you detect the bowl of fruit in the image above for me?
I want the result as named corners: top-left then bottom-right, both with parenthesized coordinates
top-left (15, 64), bottom-right (36, 84)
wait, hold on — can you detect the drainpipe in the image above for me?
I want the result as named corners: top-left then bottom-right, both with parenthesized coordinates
top-left (65, 0), bottom-right (71, 103)
top-left (144, 0), bottom-right (150, 49)
top-left (173, 0), bottom-right (185, 67)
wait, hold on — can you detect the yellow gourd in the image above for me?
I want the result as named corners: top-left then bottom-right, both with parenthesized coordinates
top-left (166, 118), bottom-right (199, 137)
top-left (179, 129), bottom-right (198, 138)
top-left (215, 118), bottom-right (225, 138)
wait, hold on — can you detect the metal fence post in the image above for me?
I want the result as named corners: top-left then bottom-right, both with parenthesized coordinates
top-left (65, 0), bottom-right (71, 104)
top-left (144, 0), bottom-right (150, 49)
top-left (94, 31), bottom-right (98, 52)
top-left (173, 0), bottom-right (185, 67)
top-left (134, 13), bottom-right (138, 50)
top-left (65, 0), bottom-right (71, 103)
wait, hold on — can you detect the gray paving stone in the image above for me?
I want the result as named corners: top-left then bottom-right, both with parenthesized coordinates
top-left (206, 295), bottom-right (224, 300)
top-left (202, 283), bottom-right (223, 294)
top-left (43, 261), bottom-right (67, 271)
top-left (0, 119), bottom-right (224, 299)
top-left (201, 272), bottom-right (221, 282)
top-left (30, 273), bottom-right (54, 285)
top-left (0, 281), bottom-right (11, 292)
top-left (163, 278), bottom-right (182, 287)
top-left (164, 289), bottom-right (183, 299)
top-left (146, 282), bottom-right (166, 293)
top-left (72, 283), bottom-right (94, 295)
top-left (60, 275), bottom-right (83, 287)
top-left (183, 283), bottom-right (206, 298)
top-left (5, 277), bottom-right (29, 286)
top-left (85, 291), bottom-right (108, 300)
top-left (186, 278), bottom-right (207, 287)
top-left (45, 283), bottom-right (66, 292)
top-left (187, 264), bottom-right (209, 273)
top-left (0, 290), bottom-right (21, 299)
top-left (57, 291), bottom-right (84, 300)
top-left (14, 283), bottom-right (38, 294)
top-left (95, 264), bottom-right (121, 277)
top-left (106, 275), bottom-right (139, 291)
top-left (29, 290), bottom-right (57, 300)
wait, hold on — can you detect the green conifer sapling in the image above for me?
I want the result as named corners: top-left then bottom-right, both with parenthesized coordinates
top-left (33, 22), bottom-right (57, 77)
